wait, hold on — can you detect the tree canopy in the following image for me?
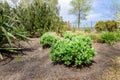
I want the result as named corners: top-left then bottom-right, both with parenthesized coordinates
top-left (69, 0), bottom-right (93, 29)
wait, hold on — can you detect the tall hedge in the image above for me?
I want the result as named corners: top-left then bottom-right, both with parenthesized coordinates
top-left (11, 0), bottom-right (65, 36)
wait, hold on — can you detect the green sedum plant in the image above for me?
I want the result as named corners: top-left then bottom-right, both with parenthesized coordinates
top-left (40, 32), bottom-right (60, 47)
top-left (50, 35), bottom-right (96, 66)
top-left (62, 31), bottom-right (76, 39)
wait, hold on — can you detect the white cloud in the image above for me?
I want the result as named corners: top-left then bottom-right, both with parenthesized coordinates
top-left (58, 0), bottom-right (74, 22)
top-left (92, 0), bottom-right (103, 8)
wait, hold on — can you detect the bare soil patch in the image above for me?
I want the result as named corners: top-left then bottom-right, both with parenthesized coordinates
top-left (0, 38), bottom-right (120, 80)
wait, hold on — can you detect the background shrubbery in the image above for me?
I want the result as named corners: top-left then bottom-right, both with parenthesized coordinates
top-left (100, 31), bottom-right (120, 45)
top-left (94, 21), bottom-right (106, 32)
top-left (84, 27), bottom-right (92, 33)
top-left (87, 34), bottom-right (101, 43)
top-left (100, 32), bottom-right (117, 45)
top-left (94, 20), bottom-right (119, 32)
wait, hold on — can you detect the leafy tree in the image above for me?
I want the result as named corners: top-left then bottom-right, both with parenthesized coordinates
top-left (69, 0), bottom-right (93, 29)
top-left (104, 0), bottom-right (120, 20)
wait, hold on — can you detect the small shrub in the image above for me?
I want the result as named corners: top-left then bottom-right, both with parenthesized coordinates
top-left (84, 27), bottom-right (92, 32)
top-left (105, 20), bottom-right (119, 32)
top-left (94, 21), bottom-right (106, 32)
top-left (50, 35), bottom-right (96, 66)
top-left (114, 31), bottom-right (120, 41)
top-left (100, 32), bottom-right (117, 45)
top-left (40, 32), bottom-right (60, 47)
top-left (88, 34), bottom-right (101, 43)
top-left (62, 31), bottom-right (76, 39)
top-left (75, 31), bottom-right (85, 35)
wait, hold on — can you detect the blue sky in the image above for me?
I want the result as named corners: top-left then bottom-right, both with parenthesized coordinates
top-left (58, 0), bottom-right (120, 27)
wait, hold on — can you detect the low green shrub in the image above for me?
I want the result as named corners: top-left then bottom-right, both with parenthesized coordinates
top-left (50, 35), bottom-right (96, 66)
top-left (62, 31), bottom-right (76, 39)
top-left (84, 27), bottom-right (92, 32)
top-left (40, 32), bottom-right (60, 47)
top-left (114, 31), bottom-right (120, 41)
top-left (100, 32), bottom-right (117, 45)
top-left (88, 34), bottom-right (101, 43)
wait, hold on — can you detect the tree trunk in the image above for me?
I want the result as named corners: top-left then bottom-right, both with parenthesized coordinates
top-left (78, 10), bottom-right (80, 29)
